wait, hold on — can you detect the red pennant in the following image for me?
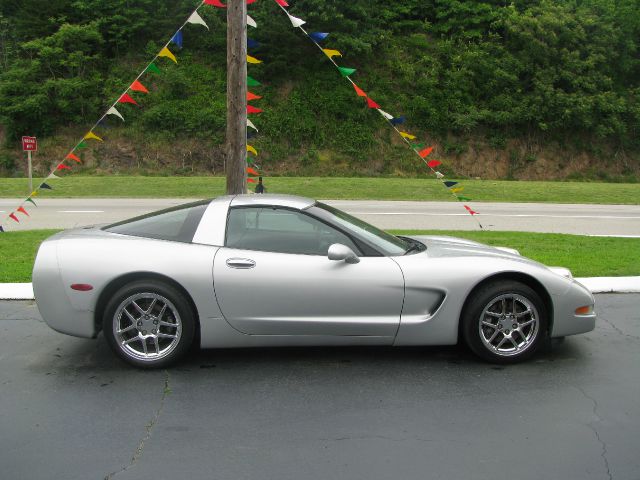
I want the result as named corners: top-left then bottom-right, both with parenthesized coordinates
top-left (427, 160), bottom-right (441, 168)
top-left (247, 105), bottom-right (263, 114)
top-left (247, 167), bottom-right (260, 176)
top-left (419, 147), bottom-right (434, 158)
top-left (247, 0), bottom-right (257, 3)
top-left (275, 0), bottom-right (289, 5)
top-left (464, 205), bottom-right (478, 215)
top-left (205, 0), bottom-right (226, 7)
top-left (366, 97), bottom-right (381, 109)
top-left (9, 213), bottom-right (19, 223)
top-left (66, 153), bottom-right (81, 163)
top-left (130, 80), bottom-right (149, 94)
top-left (352, 83), bottom-right (367, 97)
top-left (17, 206), bottom-right (29, 217)
top-left (57, 164), bottom-right (71, 171)
top-left (247, 91), bottom-right (262, 101)
top-left (247, 178), bottom-right (256, 183)
top-left (118, 93), bottom-right (138, 105)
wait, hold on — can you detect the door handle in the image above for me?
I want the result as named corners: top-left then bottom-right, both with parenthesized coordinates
top-left (226, 258), bottom-right (256, 269)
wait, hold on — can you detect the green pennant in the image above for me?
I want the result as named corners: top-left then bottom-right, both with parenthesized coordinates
top-left (247, 76), bottom-right (261, 87)
top-left (411, 143), bottom-right (425, 149)
top-left (146, 63), bottom-right (161, 74)
top-left (457, 196), bottom-right (472, 201)
top-left (77, 141), bottom-right (88, 149)
top-left (26, 198), bottom-right (37, 206)
top-left (338, 67), bottom-right (356, 77)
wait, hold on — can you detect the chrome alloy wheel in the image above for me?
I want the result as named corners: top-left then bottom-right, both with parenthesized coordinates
top-left (478, 294), bottom-right (539, 357)
top-left (113, 293), bottom-right (182, 362)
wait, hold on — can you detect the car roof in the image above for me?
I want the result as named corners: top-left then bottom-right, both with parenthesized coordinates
top-left (226, 194), bottom-right (316, 210)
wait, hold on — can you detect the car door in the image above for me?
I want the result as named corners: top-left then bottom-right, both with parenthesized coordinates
top-left (212, 206), bottom-right (404, 338)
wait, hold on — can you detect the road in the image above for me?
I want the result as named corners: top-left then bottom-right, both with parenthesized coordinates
top-left (0, 294), bottom-right (638, 480)
top-left (2, 198), bottom-right (640, 235)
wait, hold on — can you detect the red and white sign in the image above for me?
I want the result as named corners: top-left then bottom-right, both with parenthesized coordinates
top-left (22, 136), bottom-right (37, 152)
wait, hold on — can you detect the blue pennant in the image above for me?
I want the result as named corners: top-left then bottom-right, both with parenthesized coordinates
top-left (40, 183), bottom-right (52, 190)
top-left (390, 116), bottom-right (406, 125)
top-left (444, 181), bottom-right (458, 188)
top-left (247, 130), bottom-right (258, 139)
top-left (309, 32), bottom-right (329, 43)
top-left (248, 38), bottom-right (260, 49)
top-left (171, 30), bottom-right (183, 49)
top-left (0, 225), bottom-right (4, 233)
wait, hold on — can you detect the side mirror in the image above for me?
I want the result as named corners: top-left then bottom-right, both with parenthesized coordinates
top-left (328, 243), bottom-right (360, 264)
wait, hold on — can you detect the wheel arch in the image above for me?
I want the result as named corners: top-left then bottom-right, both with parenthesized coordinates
top-left (94, 272), bottom-right (201, 345)
top-left (458, 271), bottom-right (554, 341)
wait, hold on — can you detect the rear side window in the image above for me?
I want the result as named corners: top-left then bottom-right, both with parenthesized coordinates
top-left (103, 201), bottom-right (208, 243)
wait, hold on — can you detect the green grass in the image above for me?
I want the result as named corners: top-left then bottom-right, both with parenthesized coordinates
top-left (1, 229), bottom-right (638, 282)
top-left (1, 176), bottom-right (639, 204)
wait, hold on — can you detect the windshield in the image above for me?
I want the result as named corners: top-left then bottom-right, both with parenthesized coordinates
top-left (310, 202), bottom-right (410, 256)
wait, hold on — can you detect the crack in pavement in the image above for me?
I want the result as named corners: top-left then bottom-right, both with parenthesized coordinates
top-left (104, 371), bottom-right (171, 480)
top-left (600, 315), bottom-right (640, 341)
top-left (574, 386), bottom-right (612, 480)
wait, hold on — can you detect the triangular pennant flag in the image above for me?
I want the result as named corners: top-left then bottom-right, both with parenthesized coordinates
top-left (390, 116), bottom-right (405, 125)
top-left (435, 171), bottom-right (444, 179)
top-left (46, 173), bottom-right (61, 179)
top-left (247, 15), bottom-right (257, 28)
top-left (457, 196), bottom-right (472, 201)
top-left (451, 187), bottom-right (464, 193)
top-left (118, 93), bottom-right (138, 105)
top-left (107, 106), bottom-right (125, 121)
top-left (248, 38), bottom-right (260, 49)
top-left (0, 226), bottom-right (4, 233)
top-left (76, 141), bottom-right (88, 149)
top-left (427, 160), bottom-right (441, 168)
top-left (159, 46), bottom-right (177, 64)
top-left (26, 197), bottom-right (37, 206)
top-left (322, 49), bottom-right (342, 58)
top-left (31, 190), bottom-right (38, 197)
top-left (338, 67), bottom-right (356, 77)
top-left (378, 110), bottom-right (394, 120)
top-left (247, 55), bottom-right (262, 64)
top-left (130, 80), bottom-right (149, 94)
top-left (352, 83), bottom-right (367, 97)
top-left (400, 131), bottom-right (416, 140)
top-left (247, 178), bottom-right (256, 183)
top-left (309, 32), bottom-right (329, 43)
top-left (97, 117), bottom-right (112, 130)
top-left (247, 119), bottom-right (258, 131)
top-left (247, 91), bottom-right (262, 101)
top-left (464, 205), bottom-right (478, 215)
top-left (275, 0), bottom-right (289, 6)
top-left (205, 0), bottom-right (226, 7)
top-left (418, 147), bottom-right (434, 158)
top-left (247, 167), bottom-right (260, 176)
top-left (9, 213), bottom-right (19, 223)
top-left (247, 130), bottom-right (257, 139)
top-left (367, 97), bottom-right (381, 109)
top-left (84, 132), bottom-right (103, 142)
top-left (247, 145), bottom-right (258, 156)
top-left (171, 31), bottom-right (183, 49)
top-left (57, 164), bottom-right (71, 171)
top-left (247, 0), bottom-right (257, 5)
top-left (40, 183), bottom-right (52, 190)
top-left (247, 105), bottom-right (263, 114)
top-left (444, 181), bottom-right (458, 188)
top-left (286, 12), bottom-right (306, 28)
top-left (247, 76), bottom-right (261, 87)
top-left (411, 142), bottom-right (425, 149)
top-left (187, 11), bottom-right (209, 30)
top-left (146, 63), bottom-right (161, 74)
top-left (66, 153), bottom-right (81, 163)
top-left (17, 206), bottom-right (29, 217)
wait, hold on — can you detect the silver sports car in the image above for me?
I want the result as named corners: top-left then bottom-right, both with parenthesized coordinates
top-left (33, 194), bottom-right (596, 368)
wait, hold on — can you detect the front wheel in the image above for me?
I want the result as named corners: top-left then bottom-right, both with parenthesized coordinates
top-left (462, 280), bottom-right (548, 364)
top-left (103, 280), bottom-right (196, 368)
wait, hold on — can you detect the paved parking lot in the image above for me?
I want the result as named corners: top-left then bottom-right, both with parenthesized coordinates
top-left (1, 294), bottom-right (638, 480)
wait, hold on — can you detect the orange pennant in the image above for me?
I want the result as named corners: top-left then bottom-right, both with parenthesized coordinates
top-left (247, 91), bottom-right (262, 101)
top-left (419, 147), bottom-right (433, 158)
top-left (247, 167), bottom-right (260, 176)
top-left (130, 80), bottom-right (149, 94)
top-left (352, 83), bottom-right (367, 97)
top-left (66, 153), bottom-right (81, 163)
top-left (17, 206), bottom-right (29, 217)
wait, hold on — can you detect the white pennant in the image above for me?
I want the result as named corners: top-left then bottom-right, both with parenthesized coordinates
top-left (47, 173), bottom-right (61, 180)
top-left (435, 172), bottom-right (444, 179)
top-left (187, 11), bottom-right (209, 30)
top-left (247, 119), bottom-right (258, 131)
top-left (247, 15), bottom-right (257, 28)
top-left (107, 106), bottom-right (125, 122)
top-left (378, 109), bottom-right (394, 120)
top-left (287, 13), bottom-right (306, 28)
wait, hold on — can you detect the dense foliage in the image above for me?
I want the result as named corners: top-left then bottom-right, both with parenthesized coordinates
top-left (0, 0), bottom-right (639, 176)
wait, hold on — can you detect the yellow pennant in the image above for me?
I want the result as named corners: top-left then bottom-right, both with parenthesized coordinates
top-left (159, 46), bottom-right (177, 64)
top-left (247, 145), bottom-right (258, 156)
top-left (84, 132), bottom-right (103, 142)
top-left (322, 49), bottom-right (342, 58)
top-left (400, 132), bottom-right (416, 140)
top-left (451, 187), bottom-right (464, 193)
top-left (247, 55), bottom-right (262, 64)
top-left (31, 191), bottom-right (38, 197)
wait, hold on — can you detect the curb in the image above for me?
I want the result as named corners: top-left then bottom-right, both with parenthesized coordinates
top-left (1, 277), bottom-right (639, 300)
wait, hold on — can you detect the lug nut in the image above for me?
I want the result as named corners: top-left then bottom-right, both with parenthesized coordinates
top-left (498, 325), bottom-right (503, 329)
top-left (153, 320), bottom-right (158, 325)
top-left (505, 329), bottom-right (510, 334)
top-left (513, 324), bottom-right (518, 329)
top-left (137, 321), bottom-right (142, 327)
top-left (152, 329), bottom-right (157, 334)
top-left (142, 330), bottom-right (147, 335)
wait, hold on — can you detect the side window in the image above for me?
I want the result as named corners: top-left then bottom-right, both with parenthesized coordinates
top-left (226, 207), bottom-right (360, 255)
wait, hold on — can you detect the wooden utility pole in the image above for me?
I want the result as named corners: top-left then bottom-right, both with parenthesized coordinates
top-left (225, 0), bottom-right (248, 194)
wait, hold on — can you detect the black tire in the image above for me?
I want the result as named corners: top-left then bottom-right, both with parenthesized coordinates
top-left (102, 280), bottom-right (196, 369)
top-left (462, 280), bottom-right (548, 364)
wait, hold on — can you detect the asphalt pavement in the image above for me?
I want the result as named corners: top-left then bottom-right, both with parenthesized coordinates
top-left (0, 294), bottom-right (638, 480)
top-left (2, 198), bottom-right (640, 235)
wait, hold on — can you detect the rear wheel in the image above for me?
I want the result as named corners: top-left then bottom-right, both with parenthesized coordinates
top-left (462, 280), bottom-right (548, 364)
top-left (103, 280), bottom-right (195, 368)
